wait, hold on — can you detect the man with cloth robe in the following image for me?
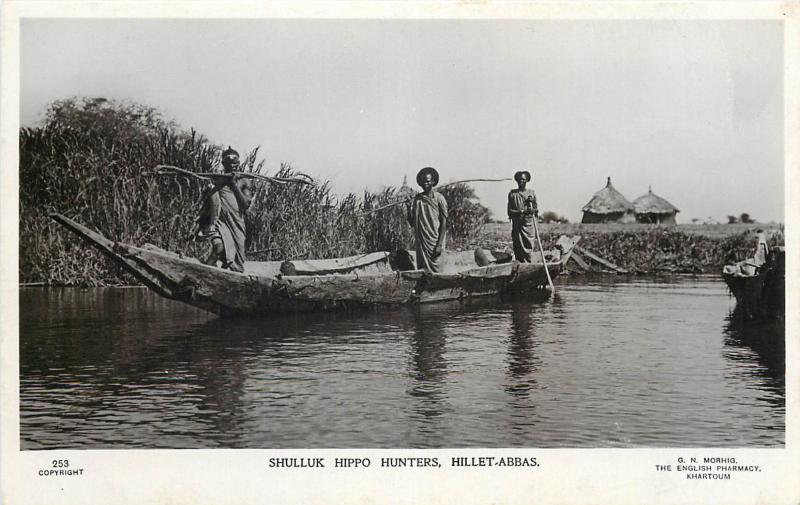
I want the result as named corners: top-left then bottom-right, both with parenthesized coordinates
top-left (406, 167), bottom-right (448, 273)
top-left (507, 170), bottom-right (538, 262)
top-left (196, 147), bottom-right (253, 272)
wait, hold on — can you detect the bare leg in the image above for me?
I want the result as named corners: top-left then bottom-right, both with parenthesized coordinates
top-left (205, 238), bottom-right (225, 267)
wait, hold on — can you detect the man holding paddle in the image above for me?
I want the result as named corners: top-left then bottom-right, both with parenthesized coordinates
top-left (196, 147), bottom-right (253, 272)
top-left (406, 167), bottom-right (448, 273)
top-left (507, 170), bottom-right (538, 263)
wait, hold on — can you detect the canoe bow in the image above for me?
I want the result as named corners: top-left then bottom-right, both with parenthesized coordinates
top-left (50, 213), bottom-right (176, 299)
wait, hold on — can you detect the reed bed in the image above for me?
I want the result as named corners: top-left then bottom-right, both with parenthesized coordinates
top-left (20, 98), bottom-right (489, 286)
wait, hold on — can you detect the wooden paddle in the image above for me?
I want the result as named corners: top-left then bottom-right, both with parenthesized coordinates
top-left (531, 211), bottom-right (555, 292)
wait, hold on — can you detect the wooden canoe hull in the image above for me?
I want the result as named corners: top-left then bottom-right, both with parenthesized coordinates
top-left (51, 214), bottom-right (578, 316)
top-left (722, 247), bottom-right (785, 321)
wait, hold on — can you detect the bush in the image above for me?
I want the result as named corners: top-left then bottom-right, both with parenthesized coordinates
top-left (541, 211), bottom-right (569, 224)
top-left (438, 183), bottom-right (492, 248)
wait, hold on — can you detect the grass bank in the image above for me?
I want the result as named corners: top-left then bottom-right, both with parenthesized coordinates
top-left (480, 222), bottom-right (785, 274)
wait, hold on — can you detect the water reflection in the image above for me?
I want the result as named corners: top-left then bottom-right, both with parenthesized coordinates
top-left (181, 319), bottom-right (260, 444)
top-left (404, 306), bottom-right (449, 447)
top-left (722, 312), bottom-right (785, 391)
top-left (20, 290), bottom-right (353, 448)
top-left (408, 307), bottom-right (448, 387)
top-left (182, 312), bottom-right (398, 445)
top-left (503, 289), bottom-right (556, 397)
top-left (506, 301), bottom-right (541, 394)
top-left (19, 281), bottom-right (787, 448)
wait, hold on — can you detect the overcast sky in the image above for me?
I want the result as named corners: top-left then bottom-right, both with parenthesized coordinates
top-left (21, 19), bottom-right (784, 223)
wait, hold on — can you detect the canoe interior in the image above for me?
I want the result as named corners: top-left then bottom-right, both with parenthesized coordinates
top-left (246, 246), bottom-right (566, 278)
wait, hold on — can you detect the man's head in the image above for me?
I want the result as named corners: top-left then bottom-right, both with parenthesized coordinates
top-left (221, 146), bottom-right (240, 173)
top-left (514, 170), bottom-right (531, 189)
top-left (416, 167), bottom-right (439, 193)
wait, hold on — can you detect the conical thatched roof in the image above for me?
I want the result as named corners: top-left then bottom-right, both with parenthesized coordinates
top-left (581, 177), bottom-right (633, 214)
top-left (633, 186), bottom-right (679, 214)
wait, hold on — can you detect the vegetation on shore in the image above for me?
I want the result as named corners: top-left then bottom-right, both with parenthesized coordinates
top-left (20, 98), bottom-right (491, 286)
top-left (481, 223), bottom-right (785, 274)
top-left (20, 98), bottom-right (783, 286)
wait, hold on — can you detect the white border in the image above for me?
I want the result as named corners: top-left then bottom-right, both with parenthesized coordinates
top-left (2, 2), bottom-right (798, 504)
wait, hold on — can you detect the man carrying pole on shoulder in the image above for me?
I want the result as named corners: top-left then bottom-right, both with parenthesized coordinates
top-left (196, 146), bottom-right (253, 272)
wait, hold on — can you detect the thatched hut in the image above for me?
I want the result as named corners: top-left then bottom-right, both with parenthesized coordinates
top-left (633, 187), bottom-right (679, 224)
top-left (581, 177), bottom-right (635, 224)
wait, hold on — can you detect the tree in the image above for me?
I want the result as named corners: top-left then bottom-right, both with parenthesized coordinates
top-left (727, 215), bottom-right (739, 224)
top-left (740, 213), bottom-right (754, 224)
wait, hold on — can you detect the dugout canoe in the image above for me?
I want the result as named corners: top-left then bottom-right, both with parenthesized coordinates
top-left (51, 213), bottom-right (580, 317)
top-left (722, 232), bottom-right (785, 321)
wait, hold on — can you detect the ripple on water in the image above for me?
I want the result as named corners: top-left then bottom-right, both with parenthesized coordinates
top-left (18, 279), bottom-right (784, 448)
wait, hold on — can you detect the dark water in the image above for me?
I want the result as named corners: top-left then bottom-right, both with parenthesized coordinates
top-left (19, 277), bottom-right (784, 449)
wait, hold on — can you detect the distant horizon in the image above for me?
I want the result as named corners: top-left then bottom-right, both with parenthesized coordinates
top-left (21, 19), bottom-right (785, 224)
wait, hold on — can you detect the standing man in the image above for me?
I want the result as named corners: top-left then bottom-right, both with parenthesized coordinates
top-left (507, 170), bottom-right (538, 262)
top-left (197, 146), bottom-right (253, 272)
top-left (406, 167), bottom-right (448, 272)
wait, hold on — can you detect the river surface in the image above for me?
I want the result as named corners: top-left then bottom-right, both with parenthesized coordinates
top-left (19, 277), bottom-right (784, 449)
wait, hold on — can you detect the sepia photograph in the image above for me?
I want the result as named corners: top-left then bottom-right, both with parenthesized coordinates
top-left (1, 2), bottom-right (798, 504)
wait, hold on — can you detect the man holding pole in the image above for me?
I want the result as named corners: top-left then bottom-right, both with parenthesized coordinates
top-left (507, 170), bottom-right (538, 263)
top-left (196, 146), bottom-right (253, 272)
top-left (406, 167), bottom-right (448, 273)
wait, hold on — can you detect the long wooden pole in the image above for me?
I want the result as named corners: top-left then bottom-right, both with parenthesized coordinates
top-left (358, 178), bottom-right (512, 216)
top-left (531, 214), bottom-right (555, 292)
top-left (146, 164), bottom-right (314, 185)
